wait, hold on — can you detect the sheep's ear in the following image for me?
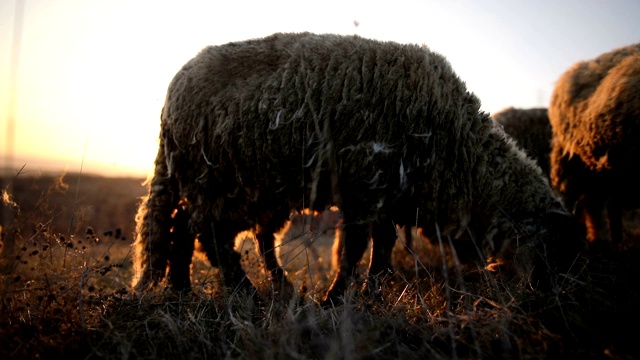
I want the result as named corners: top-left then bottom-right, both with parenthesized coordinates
top-left (545, 206), bottom-right (567, 216)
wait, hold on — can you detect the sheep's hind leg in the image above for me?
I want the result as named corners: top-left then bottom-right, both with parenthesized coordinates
top-left (166, 203), bottom-right (194, 292)
top-left (131, 145), bottom-right (178, 293)
top-left (402, 225), bottom-right (413, 254)
top-left (322, 222), bottom-right (370, 306)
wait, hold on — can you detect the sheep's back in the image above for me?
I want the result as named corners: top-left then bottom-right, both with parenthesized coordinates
top-left (155, 32), bottom-right (561, 244)
top-left (492, 107), bottom-right (551, 174)
top-left (549, 44), bottom-right (640, 172)
top-left (158, 33), bottom-right (491, 222)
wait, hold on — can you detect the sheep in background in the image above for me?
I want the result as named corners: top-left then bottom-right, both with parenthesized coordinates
top-left (492, 107), bottom-right (552, 177)
top-left (132, 32), bottom-right (585, 305)
top-left (549, 43), bottom-right (640, 251)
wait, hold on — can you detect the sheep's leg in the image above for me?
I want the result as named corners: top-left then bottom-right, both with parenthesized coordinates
top-left (403, 225), bottom-right (413, 253)
top-left (199, 221), bottom-right (256, 297)
top-left (606, 199), bottom-right (623, 249)
top-left (363, 220), bottom-right (397, 297)
top-left (255, 230), bottom-right (286, 281)
top-left (167, 204), bottom-right (194, 292)
top-left (132, 145), bottom-right (177, 293)
top-left (582, 194), bottom-right (610, 252)
top-left (255, 211), bottom-right (295, 298)
top-left (322, 222), bottom-right (370, 306)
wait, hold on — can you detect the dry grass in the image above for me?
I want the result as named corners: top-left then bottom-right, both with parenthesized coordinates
top-left (1, 172), bottom-right (640, 359)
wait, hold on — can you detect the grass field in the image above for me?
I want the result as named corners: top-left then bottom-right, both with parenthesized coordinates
top-left (1, 171), bottom-right (640, 359)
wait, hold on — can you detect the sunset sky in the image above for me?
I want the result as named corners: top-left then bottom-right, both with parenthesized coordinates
top-left (1, 0), bottom-right (639, 178)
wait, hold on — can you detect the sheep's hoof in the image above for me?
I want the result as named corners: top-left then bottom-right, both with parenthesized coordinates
top-left (321, 276), bottom-right (350, 308)
top-left (268, 278), bottom-right (296, 303)
top-left (320, 295), bottom-right (341, 308)
top-left (361, 272), bottom-right (392, 301)
top-left (587, 239), bottom-right (613, 256)
top-left (269, 268), bottom-right (295, 295)
top-left (132, 275), bottom-right (162, 295)
top-left (320, 292), bottom-right (342, 308)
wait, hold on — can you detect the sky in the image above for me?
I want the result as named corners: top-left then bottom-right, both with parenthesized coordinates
top-left (1, 0), bottom-right (639, 178)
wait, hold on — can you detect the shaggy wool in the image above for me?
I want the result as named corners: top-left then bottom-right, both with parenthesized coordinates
top-left (132, 33), bottom-right (585, 303)
top-left (549, 43), bottom-right (640, 248)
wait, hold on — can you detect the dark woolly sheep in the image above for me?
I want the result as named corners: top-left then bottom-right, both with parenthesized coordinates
top-left (492, 107), bottom-right (552, 177)
top-left (132, 32), bottom-right (585, 305)
top-left (549, 43), bottom-right (640, 250)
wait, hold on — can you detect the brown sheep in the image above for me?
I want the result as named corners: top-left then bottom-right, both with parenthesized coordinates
top-left (131, 32), bottom-right (585, 305)
top-left (549, 43), bottom-right (640, 251)
top-left (492, 107), bottom-right (552, 177)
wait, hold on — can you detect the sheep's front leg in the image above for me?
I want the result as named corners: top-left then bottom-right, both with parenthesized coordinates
top-left (322, 222), bottom-right (370, 306)
top-left (255, 212), bottom-right (295, 299)
top-left (606, 198), bottom-right (623, 250)
top-left (582, 194), bottom-right (610, 252)
top-left (363, 221), bottom-right (397, 298)
top-left (199, 222), bottom-right (257, 297)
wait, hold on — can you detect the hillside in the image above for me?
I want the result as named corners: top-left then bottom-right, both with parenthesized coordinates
top-left (1, 171), bottom-right (147, 241)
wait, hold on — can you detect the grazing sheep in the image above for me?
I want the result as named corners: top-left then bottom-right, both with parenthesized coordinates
top-left (132, 32), bottom-right (585, 305)
top-left (492, 107), bottom-right (552, 176)
top-left (549, 43), bottom-right (640, 250)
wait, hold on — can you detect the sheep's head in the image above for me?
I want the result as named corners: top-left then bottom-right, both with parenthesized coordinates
top-left (517, 208), bottom-right (586, 291)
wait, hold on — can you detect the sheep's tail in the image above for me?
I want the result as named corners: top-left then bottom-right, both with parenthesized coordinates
top-left (131, 138), bottom-right (179, 293)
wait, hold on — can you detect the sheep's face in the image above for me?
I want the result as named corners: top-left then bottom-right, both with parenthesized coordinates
top-left (525, 210), bottom-right (586, 290)
top-left (491, 209), bottom-right (586, 291)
